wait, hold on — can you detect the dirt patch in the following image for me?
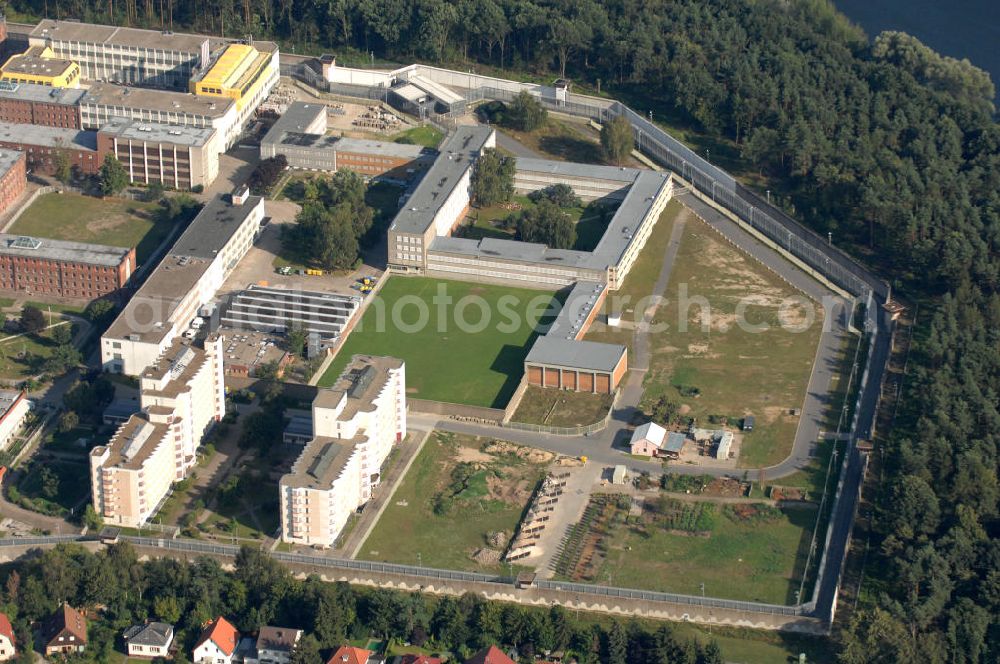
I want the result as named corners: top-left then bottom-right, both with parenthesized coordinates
top-left (687, 343), bottom-right (710, 355)
top-left (487, 475), bottom-right (533, 504)
top-left (85, 214), bottom-right (133, 233)
top-left (471, 547), bottom-right (501, 565)
top-left (678, 404), bottom-right (692, 415)
top-left (762, 406), bottom-right (786, 424)
top-left (483, 440), bottom-right (555, 464)
top-left (770, 486), bottom-right (806, 502)
top-left (702, 477), bottom-right (750, 498)
top-left (455, 445), bottom-right (493, 464)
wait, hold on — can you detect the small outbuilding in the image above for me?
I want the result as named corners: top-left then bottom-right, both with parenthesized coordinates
top-left (612, 465), bottom-right (628, 485)
top-left (661, 432), bottom-right (687, 459)
top-left (742, 415), bottom-right (755, 432)
top-left (715, 431), bottom-right (734, 460)
top-left (630, 422), bottom-right (666, 456)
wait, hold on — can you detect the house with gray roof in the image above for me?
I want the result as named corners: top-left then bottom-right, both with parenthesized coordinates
top-left (124, 622), bottom-right (174, 658)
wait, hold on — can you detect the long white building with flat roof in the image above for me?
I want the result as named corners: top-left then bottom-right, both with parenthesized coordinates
top-left (90, 336), bottom-right (225, 528)
top-left (279, 355), bottom-right (406, 547)
top-left (101, 191), bottom-right (264, 375)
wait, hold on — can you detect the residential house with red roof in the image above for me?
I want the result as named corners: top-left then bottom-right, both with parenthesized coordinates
top-left (326, 645), bottom-right (372, 664)
top-left (0, 612), bottom-right (15, 661)
top-left (192, 616), bottom-right (239, 664)
top-left (400, 656), bottom-right (442, 664)
top-left (465, 646), bottom-right (516, 664)
top-left (43, 603), bottom-right (87, 656)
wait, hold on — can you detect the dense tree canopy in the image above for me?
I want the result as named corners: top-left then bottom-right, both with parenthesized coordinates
top-left (6, 1), bottom-right (1000, 659)
top-left (470, 147), bottom-right (516, 206)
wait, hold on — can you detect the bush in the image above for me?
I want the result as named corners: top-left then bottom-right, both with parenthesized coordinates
top-left (505, 91), bottom-right (548, 131)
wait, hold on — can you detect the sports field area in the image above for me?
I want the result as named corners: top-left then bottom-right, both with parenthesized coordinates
top-left (318, 276), bottom-right (558, 407)
top-left (9, 192), bottom-right (169, 263)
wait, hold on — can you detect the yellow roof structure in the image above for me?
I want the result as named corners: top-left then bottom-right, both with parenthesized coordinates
top-left (199, 43), bottom-right (257, 90)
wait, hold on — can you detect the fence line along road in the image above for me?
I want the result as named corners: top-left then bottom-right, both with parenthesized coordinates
top-left (0, 534), bottom-right (807, 620)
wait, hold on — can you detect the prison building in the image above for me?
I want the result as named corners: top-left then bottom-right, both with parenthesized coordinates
top-left (221, 285), bottom-right (361, 341)
top-left (545, 280), bottom-right (608, 340)
top-left (524, 336), bottom-right (627, 394)
top-left (96, 118), bottom-right (220, 190)
top-left (260, 101), bottom-right (431, 178)
top-left (387, 125), bottom-right (496, 272)
top-left (400, 73), bottom-right (465, 114)
top-left (513, 158), bottom-right (637, 202)
top-left (80, 82), bottom-right (240, 149)
top-left (0, 234), bottom-right (135, 299)
top-left (101, 192), bottom-right (265, 375)
top-left (0, 121), bottom-right (99, 175)
top-left (188, 42), bottom-right (279, 129)
top-left (29, 19), bottom-right (214, 89)
top-left (0, 81), bottom-right (84, 128)
top-left (0, 150), bottom-right (23, 214)
top-left (280, 355), bottom-right (406, 547)
top-left (0, 45), bottom-right (81, 88)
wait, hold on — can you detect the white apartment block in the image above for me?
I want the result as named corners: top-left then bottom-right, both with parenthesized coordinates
top-left (280, 356), bottom-right (406, 547)
top-left (90, 336), bottom-right (225, 528)
top-left (102, 192), bottom-right (264, 375)
top-left (0, 390), bottom-right (30, 451)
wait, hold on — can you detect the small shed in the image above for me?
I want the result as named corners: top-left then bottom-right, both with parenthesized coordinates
top-left (742, 415), bottom-right (755, 432)
top-left (515, 572), bottom-right (537, 589)
top-left (715, 431), bottom-right (734, 459)
top-left (612, 465), bottom-right (628, 485)
top-left (662, 432), bottom-right (687, 459)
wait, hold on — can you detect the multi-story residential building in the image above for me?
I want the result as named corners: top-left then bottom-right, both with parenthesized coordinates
top-left (101, 191), bottom-right (264, 375)
top-left (29, 19), bottom-right (214, 90)
top-left (0, 390), bottom-right (30, 452)
top-left (96, 117), bottom-right (220, 190)
top-left (279, 355), bottom-right (406, 547)
top-left (79, 82), bottom-right (240, 149)
top-left (0, 121), bottom-right (98, 175)
top-left (0, 45), bottom-right (81, 88)
top-left (0, 81), bottom-right (84, 128)
top-left (90, 336), bottom-right (225, 528)
top-left (0, 150), bottom-right (23, 214)
top-left (0, 234), bottom-right (134, 299)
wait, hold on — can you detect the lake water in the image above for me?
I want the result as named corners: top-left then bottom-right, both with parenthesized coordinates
top-left (835, 0), bottom-right (1000, 105)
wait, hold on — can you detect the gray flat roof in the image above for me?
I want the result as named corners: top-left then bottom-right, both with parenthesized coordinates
top-left (104, 195), bottom-right (262, 343)
top-left (546, 280), bottom-right (606, 340)
top-left (31, 19), bottom-right (210, 53)
top-left (283, 436), bottom-right (355, 489)
top-left (98, 117), bottom-right (216, 147)
top-left (428, 235), bottom-right (598, 269)
top-left (525, 336), bottom-right (625, 373)
top-left (261, 101), bottom-right (326, 145)
top-left (389, 125), bottom-right (494, 235)
top-left (0, 233), bottom-right (129, 267)
top-left (0, 150), bottom-right (23, 177)
top-left (2, 48), bottom-right (77, 76)
top-left (274, 132), bottom-right (426, 159)
top-left (0, 121), bottom-right (96, 150)
top-left (0, 81), bottom-right (85, 105)
top-left (171, 194), bottom-right (263, 260)
top-left (589, 170), bottom-right (672, 267)
top-left (516, 157), bottom-right (640, 182)
top-left (81, 82), bottom-right (234, 118)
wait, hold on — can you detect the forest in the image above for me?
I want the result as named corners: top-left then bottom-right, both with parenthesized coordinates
top-left (4, 1), bottom-right (999, 661)
top-left (0, 542), bottom-right (725, 664)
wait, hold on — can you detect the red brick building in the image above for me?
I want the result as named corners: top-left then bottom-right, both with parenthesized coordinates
top-left (0, 149), bottom-right (25, 215)
top-left (0, 82), bottom-right (83, 128)
top-left (0, 121), bottom-right (98, 176)
top-left (0, 234), bottom-right (135, 299)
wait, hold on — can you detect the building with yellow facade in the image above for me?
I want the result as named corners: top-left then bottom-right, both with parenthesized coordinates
top-left (190, 42), bottom-right (278, 129)
top-left (0, 46), bottom-right (81, 88)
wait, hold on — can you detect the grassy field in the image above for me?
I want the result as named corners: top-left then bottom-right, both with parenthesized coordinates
top-left (459, 195), bottom-right (617, 251)
top-left (589, 496), bottom-right (814, 604)
top-left (0, 328), bottom-right (65, 379)
top-left (9, 193), bottom-right (169, 264)
top-left (511, 387), bottom-right (613, 427)
top-left (392, 125), bottom-right (445, 148)
top-left (644, 217), bottom-right (823, 468)
top-left (501, 118), bottom-right (606, 164)
top-left (318, 277), bottom-right (557, 407)
top-left (358, 431), bottom-right (549, 572)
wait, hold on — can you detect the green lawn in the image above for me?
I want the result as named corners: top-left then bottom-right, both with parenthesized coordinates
top-left (596, 498), bottom-right (815, 604)
top-left (500, 118), bottom-right (607, 164)
top-left (511, 386), bottom-right (613, 427)
top-left (9, 193), bottom-right (170, 264)
top-left (642, 216), bottom-right (825, 468)
top-left (359, 431), bottom-right (547, 572)
top-left (392, 125), bottom-right (445, 148)
top-left (319, 277), bottom-right (557, 408)
top-left (459, 195), bottom-right (616, 251)
top-left (0, 328), bottom-right (64, 380)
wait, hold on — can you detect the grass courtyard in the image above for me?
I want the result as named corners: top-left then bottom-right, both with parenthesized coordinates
top-left (9, 192), bottom-right (170, 264)
top-left (391, 125), bottom-right (444, 148)
top-left (510, 386), bottom-right (614, 427)
top-left (358, 431), bottom-right (550, 572)
top-left (458, 194), bottom-right (618, 252)
top-left (318, 276), bottom-right (558, 408)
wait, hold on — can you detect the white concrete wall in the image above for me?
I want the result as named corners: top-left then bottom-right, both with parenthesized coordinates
top-left (0, 393), bottom-right (30, 451)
